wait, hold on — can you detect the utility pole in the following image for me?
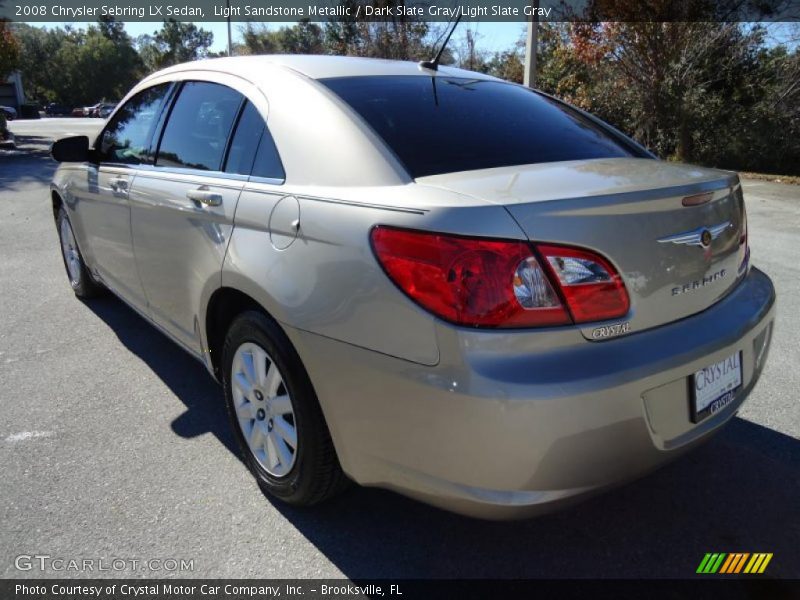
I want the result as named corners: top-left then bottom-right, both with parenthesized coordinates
top-left (523, 0), bottom-right (539, 88)
top-left (226, 0), bottom-right (233, 56)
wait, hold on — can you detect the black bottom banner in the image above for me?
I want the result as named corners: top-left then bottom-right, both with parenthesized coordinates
top-left (3, 579), bottom-right (800, 600)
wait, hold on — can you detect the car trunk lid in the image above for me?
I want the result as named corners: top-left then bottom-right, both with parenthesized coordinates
top-left (416, 158), bottom-right (747, 339)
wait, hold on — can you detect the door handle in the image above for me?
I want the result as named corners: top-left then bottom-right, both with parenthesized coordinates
top-left (109, 177), bottom-right (128, 192)
top-left (186, 187), bottom-right (223, 207)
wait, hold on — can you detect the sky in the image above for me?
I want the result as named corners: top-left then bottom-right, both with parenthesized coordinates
top-left (27, 21), bottom-right (798, 54)
top-left (28, 21), bottom-right (528, 54)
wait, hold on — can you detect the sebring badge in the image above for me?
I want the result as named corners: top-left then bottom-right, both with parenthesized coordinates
top-left (657, 222), bottom-right (731, 248)
top-left (672, 269), bottom-right (727, 296)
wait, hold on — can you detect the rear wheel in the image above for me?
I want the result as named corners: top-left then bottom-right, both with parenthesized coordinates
top-left (222, 310), bottom-right (348, 505)
top-left (56, 207), bottom-right (104, 298)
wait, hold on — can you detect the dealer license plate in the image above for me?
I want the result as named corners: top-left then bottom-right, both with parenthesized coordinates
top-left (690, 351), bottom-right (743, 423)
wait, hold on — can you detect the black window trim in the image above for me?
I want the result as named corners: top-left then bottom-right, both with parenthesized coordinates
top-left (145, 81), bottom-right (181, 164)
top-left (221, 98), bottom-right (252, 174)
top-left (150, 80), bottom-right (181, 164)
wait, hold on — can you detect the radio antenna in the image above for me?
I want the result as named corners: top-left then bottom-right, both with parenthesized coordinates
top-left (419, 8), bottom-right (463, 71)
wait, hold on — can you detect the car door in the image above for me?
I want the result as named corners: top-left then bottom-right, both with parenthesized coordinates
top-left (128, 81), bottom-right (248, 352)
top-left (74, 83), bottom-right (173, 312)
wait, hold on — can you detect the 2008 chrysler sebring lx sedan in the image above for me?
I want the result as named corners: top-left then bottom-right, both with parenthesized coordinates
top-left (50, 55), bottom-right (775, 519)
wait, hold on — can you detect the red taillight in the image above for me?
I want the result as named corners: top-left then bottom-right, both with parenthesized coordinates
top-left (537, 244), bottom-right (630, 323)
top-left (370, 226), bottom-right (629, 328)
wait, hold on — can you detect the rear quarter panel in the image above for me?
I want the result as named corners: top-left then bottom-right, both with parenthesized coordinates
top-left (222, 182), bottom-right (526, 366)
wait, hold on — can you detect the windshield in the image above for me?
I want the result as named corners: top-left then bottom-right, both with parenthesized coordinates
top-left (321, 75), bottom-right (639, 178)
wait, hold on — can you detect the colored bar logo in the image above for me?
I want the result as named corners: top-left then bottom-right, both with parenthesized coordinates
top-left (697, 553), bottom-right (773, 574)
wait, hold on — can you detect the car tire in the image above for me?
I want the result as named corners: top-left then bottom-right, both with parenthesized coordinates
top-left (56, 207), bottom-right (104, 298)
top-left (222, 310), bottom-right (349, 505)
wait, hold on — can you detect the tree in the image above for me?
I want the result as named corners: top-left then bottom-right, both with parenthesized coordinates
top-left (240, 23), bottom-right (280, 54)
top-left (727, 43), bottom-right (800, 174)
top-left (137, 20), bottom-right (213, 72)
top-left (243, 14), bottom-right (443, 62)
top-left (568, 22), bottom-right (766, 162)
top-left (60, 22), bottom-right (142, 104)
top-left (324, 0), bottom-right (361, 55)
top-left (485, 39), bottom-right (526, 83)
top-left (90, 17), bottom-right (142, 97)
top-left (11, 23), bottom-right (62, 103)
top-left (0, 19), bottom-right (20, 81)
top-left (0, 14), bottom-right (17, 137)
top-left (452, 27), bottom-right (489, 72)
top-left (13, 21), bottom-right (142, 106)
top-left (527, 17), bottom-right (800, 175)
top-left (323, 1), bottom-right (442, 61)
top-left (278, 19), bottom-right (325, 54)
top-left (349, 20), bottom-right (435, 61)
top-left (240, 20), bottom-right (324, 55)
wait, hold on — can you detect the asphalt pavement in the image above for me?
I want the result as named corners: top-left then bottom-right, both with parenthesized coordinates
top-left (1, 119), bottom-right (798, 580)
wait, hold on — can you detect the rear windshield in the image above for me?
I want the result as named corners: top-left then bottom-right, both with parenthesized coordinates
top-left (321, 76), bottom-right (637, 178)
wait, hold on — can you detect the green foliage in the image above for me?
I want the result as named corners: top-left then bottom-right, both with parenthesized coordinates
top-left (13, 19), bottom-right (214, 107)
top-left (323, 0), bottom-right (361, 56)
top-left (321, 0), bottom-right (437, 60)
top-left (240, 20), bottom-right (324, 55)
top-left (533, 22), bottom-right (800, 175)
top-left (136, 20), bottom-right (213, 71)
top-left (239, 14), bottom-right (443, 63)
top-left (13, 20), bottom-right (142, 106)
top-left (485, 42), bottom-right (526, 83)
top-left (0, 19), bottom-right (20, 81)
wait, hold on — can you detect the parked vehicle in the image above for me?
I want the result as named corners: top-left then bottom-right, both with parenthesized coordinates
top-left (81, 102), bottom-right (104, 117)
top-left (0, 105), bottom-right (17, 120)
top-left (49, 56), bottom-right (775, 519)
top-left (45, 103), bottom-right (72, 117)
top-left (97, 103), bottom-right (117, 118)
top-left (19, 103), bottom-right (42, 119)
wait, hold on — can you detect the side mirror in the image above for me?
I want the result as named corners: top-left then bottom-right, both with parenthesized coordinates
top-left (51, 136), bottom-right (90, 163)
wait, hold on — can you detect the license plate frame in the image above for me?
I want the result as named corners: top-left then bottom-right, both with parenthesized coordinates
top-left (689, 351), bottom-right (743, 424)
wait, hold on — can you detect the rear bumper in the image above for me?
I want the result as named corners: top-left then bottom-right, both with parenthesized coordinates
top-left (287, 267), bottom-right (775, 519)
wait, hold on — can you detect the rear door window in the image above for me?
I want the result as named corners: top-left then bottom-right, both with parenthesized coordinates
top-left (224, 101), bottom-right (265, 176)
top-left (250, 126), bottom-right (285, 181)
top-left (156, 82), bottom-right (243, 172)
top-left (224, 101), bottom-right (285, 181)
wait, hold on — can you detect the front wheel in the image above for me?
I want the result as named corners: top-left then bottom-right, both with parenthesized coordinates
top-left (222, 310), bottom-right (348, 505)
top-left (56, 207), bottom-right (104, 298)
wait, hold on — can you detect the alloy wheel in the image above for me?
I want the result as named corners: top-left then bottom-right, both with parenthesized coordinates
top-left (59, 216), bottom-right (82, 286)
top-left (230, 342), bottom-right (298, 477)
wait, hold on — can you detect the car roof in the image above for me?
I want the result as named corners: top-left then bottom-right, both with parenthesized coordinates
top-left (128, 55), bottom-right (504, 188)
top-left (151, 54), bottom-right (500, 83)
